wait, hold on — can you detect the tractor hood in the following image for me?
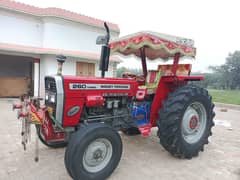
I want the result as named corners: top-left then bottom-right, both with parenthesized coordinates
top-left (109, 31), bottom-right (196, 60)
top-left (62, 76), bottom-right (139, 98)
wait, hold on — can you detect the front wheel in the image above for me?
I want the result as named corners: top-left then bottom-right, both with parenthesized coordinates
top-left (157, 85), bottom-right (215, 158)
top-left (65, 123), bottom-right (122, 180)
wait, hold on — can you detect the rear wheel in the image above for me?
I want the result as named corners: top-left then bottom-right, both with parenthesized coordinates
top-left (157, 85), bottom-right (215, 158)
top-left (65, 123), bottom-right (122, 180)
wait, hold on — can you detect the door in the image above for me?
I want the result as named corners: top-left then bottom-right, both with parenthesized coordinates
top-left (0, 77), bottom-right (29, 97)
top-left (76, 62), bottom-right (95, 77)
top-left (0, 55), bottom-right (32, 97)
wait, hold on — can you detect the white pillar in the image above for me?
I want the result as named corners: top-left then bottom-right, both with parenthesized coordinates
top-left (33, 58), bottom-right (40, 97)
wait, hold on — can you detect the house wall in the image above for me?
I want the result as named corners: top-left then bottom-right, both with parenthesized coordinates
top-left (42, 18), bottom-right (119, 53)
top-left (0, 10), bottom-right (43, 47)
top-left (0, 8), bottom-right (119, 97)
top-left (39, 55), bottom-right (115, 96)
top-left (0, 9), bottom-right (119, 54)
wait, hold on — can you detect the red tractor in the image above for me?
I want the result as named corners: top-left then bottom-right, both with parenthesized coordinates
top-left (13, 23), bottom-right (215, 180)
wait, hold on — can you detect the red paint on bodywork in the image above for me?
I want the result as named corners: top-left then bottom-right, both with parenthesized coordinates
top-left (138, 124), bottom-right (152, 137)
top-left (63, 97), bottom-right (84, 127)
top-left (62, 76), bottom-right (139, 127)
top-left (61, 74), bottom-right (203, 128)
top-left (150, 78), bottom-right (173, 127)
top-left (86, 95), bottom-right (104, 107)
top-left (172, 53), bottom-right (180, 75)
top-left (41, 112), bottom-right (65, 142)
top-left (28, 103), bottom-right (65, 142)
top-left (63, 76), bottom-right (139, 97)
top-left (162, 75), bottom-right (204, 82)
top-left (149, 75), bottom-right (204, 127)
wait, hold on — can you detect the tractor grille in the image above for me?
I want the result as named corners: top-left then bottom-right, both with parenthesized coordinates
top-left (45, 77), bottom-right (57, 117)
top-left (45, 77), bottom-right (57, 92)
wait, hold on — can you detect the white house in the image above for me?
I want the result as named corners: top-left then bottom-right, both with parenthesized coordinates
top-left (0, 0), bottom-right (120, 97)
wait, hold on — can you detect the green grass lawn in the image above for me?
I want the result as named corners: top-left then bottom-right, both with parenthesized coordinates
top-left (208, 89), bottom-right (240, 105)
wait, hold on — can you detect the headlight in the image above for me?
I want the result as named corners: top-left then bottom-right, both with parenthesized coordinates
top-left (50, 95), bottom-right (56, 103)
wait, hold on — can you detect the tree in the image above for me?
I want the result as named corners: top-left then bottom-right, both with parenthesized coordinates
top-left (118, 51), bottom-right (240, 90)
top-left (225, 51), bottom-right (240, 89)
top-left (191, 72), bottom-right (222, 89)
top-left (209, 51), bottom-right (240, 89)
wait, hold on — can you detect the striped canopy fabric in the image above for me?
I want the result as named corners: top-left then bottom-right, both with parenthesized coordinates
top-left (109, 31), bottom-right (196, 60)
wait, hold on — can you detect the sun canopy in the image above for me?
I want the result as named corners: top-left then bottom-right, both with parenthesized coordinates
top-left (109, 31), bottom-right (196, 60)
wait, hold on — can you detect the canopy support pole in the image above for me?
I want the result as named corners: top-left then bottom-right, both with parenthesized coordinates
top-left (140, 47), bottom-right (147, 79)
top-left (172, 53), bottom-right (180, 76)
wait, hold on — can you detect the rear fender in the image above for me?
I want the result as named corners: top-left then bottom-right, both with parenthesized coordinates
top-left (149, 79), bottom-right (173, 127)
top-left (149, 75), bottom-right (203, 127)
top-left (161, 75), bottom-right (204, 82)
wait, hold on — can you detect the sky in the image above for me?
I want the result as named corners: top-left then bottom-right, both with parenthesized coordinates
top-left (17, 0), bottom-right (240, 72)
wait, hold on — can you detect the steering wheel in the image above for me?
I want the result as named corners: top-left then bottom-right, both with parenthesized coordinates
top-left (122, 72), bottom-right (137, 79)
top-left (122, 72), bottom-right (145, 82)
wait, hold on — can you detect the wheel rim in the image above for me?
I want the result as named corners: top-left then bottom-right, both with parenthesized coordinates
top-left (83, 138), bottom-right (113, 173)
top-left (181, 102), bottom-right (207, 144)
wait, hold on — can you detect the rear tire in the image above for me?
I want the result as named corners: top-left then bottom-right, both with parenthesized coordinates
top-left (65, 123), bottom-right (122, 180)
top-left (157, 85), bottom-right (215, 158)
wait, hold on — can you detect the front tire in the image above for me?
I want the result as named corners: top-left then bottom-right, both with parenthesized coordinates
top-left (157, 85), bottom-right (215, 158)
top-left (65, 123), bottom-right (122, 180)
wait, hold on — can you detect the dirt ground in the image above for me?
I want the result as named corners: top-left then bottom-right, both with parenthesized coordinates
top-left (0, 99), bottom-right (240, 180)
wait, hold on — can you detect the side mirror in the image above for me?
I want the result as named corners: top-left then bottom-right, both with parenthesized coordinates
top-left (96, 36), bottom-right (108, 45)
top-left (56, 54), bottom-right (66, 75)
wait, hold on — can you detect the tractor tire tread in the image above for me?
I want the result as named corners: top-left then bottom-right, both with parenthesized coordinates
top-left (157, 85), bottom-right (215, 159)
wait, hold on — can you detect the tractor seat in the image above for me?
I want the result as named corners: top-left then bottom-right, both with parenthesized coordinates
top-left (139, 70), bottom-right (161, 94)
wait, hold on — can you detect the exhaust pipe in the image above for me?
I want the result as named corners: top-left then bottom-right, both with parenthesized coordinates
top-left (56, 55), bottom-right (66, 75)
top-left (96, 22), bottom-right (111, 78)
